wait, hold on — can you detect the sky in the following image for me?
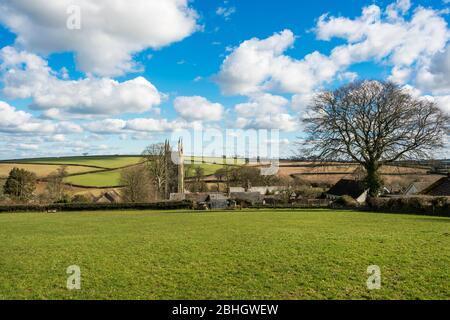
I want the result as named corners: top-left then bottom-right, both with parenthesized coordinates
top-left (0, 0), bottom-right (449, 160)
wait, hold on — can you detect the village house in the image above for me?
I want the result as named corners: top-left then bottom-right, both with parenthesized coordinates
top-left (229, 186), bottom-right (287, 195)
top-left (404, 182), bottom-right (432, 196)
top-left (326, 179), bottom-right (369, 204)
top-left (95, 190), bottom-right (122, 204)
top-left (230, 192), bottom-right (263, 206)
top-left (420, 174), bottom-right (450, 196)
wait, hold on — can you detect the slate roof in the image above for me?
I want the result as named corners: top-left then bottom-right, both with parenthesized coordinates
top-left (230, 192), bottom-right (263, 204)
top-left (421, 176), bottom-right (450, 196)
top-left (404, 182), bottom-right (431, 195)
top-left (327, 179), bottom-right (367, 199)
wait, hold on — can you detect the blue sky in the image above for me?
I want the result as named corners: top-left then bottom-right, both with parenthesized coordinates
top-left (0, 0), bottom-right (449, 159)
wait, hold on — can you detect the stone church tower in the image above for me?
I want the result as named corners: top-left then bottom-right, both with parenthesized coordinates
top-left (177, 138), bottom-right (185, 194)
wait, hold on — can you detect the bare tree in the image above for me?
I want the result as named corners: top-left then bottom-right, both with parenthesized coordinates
top-left (46, 166), bottom-right (69, 203)
top-left (301, 81), bottom-right (449, 196)
top-left (120, 165), bottom-right (153, 203)
top-left (142, 142), bottom-right (178, 199)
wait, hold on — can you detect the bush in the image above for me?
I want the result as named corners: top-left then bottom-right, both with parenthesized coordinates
top-left (71, 194), bottom-right (92, 203)
top-left (0, 200), bottom-right (193, 213)
top-left (366, 196), bottom-right (449, 217)
top-left (334, 195), bottom-right (359, 208)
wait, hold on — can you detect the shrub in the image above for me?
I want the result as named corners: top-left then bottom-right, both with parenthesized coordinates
top-left (367, 196), bottom-right (449, 217)
top-left (334, 195), bottom-right (359, 208)
top-left (71, 194), bottom-right (92, 203)
top-left (0, 200), bottom-right (193, 213)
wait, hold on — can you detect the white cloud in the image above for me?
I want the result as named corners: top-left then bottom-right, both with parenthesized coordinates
top-left (233, 94), bottom-right (297, 131)
top-left (235, 93), bottom-right (288, 117)
top-left (48, 134), bottom-right (66, 142)
top-left (385, 0), bottom-right (411, 21)
top-left (217, 2), bottom-right (448, 98)
top-left (17, 143), bottom-right (39, 151)
top-left (0, 0), bottom-right (199, 76)
top-left (216, 30), bottom-right (337, 95)
top-left (216, 6), bottom-right (236, 20)
top-left (0, 47), bottom-right (162, 117)
top-left (317, 3), bottom-right (448, 68)
top-left (236, 113), bottom-right (298, 132)
top-left (0, 100), bottom-right (82, 134)
top-left (83, 117), bottom-right (200, 135)
top-left (83, 119), bottom-right (127, 134)
top-left (126, 118), bottom-right (197, 132)
top-left (174, 96), bottom-right (224, 121)
top-left (416, 45), bottom-right (450, 95)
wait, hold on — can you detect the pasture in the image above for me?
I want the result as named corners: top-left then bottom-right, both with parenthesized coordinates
top-left (64, 169), bottom-right (123, 187)
top-left (0, 209), bottom-right (448, 300)
top-left (6, 156), bottom-right (144, 169)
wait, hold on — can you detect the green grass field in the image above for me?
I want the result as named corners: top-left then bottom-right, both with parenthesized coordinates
top-left (7, 156), bottom-right (144, 169)
top-left (64, 170), bottom-right (123, 187)
top-left (0, 209), bottom-right (448, 300)
top-left (0, 155), bottom-right (244, 188)
top-left (185, 164), bottom-right (231, 177)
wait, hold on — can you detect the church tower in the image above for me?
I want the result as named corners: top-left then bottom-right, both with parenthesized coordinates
top-left (177, 138), bottom-right (185, 194)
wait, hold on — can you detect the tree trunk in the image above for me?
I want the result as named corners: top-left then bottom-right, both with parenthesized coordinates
top-left (364, 161), bottom-right (383, 197)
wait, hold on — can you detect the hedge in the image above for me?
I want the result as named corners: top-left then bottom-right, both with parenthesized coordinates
top-left (0, 200), bottom-right (193, 213)
top-left (365, 196), bottom-right (450, 217)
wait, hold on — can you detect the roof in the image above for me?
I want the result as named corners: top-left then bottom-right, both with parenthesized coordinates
top-left (185, 193), bottom-right (209, 203)
top-left (104, 190), bottom-right (121, 203)
top-left (229, 187), bottom-right (246, 193)
top-left (327, 179), bottom-right (368, 199)
top-left (405, 182), bottom-right (431, 195)
top-left (206, 193), bottom-right (229, 201)
top-left (230, 192), bottom-right (263, 203)
top-left (421, 176), bottom-right (450, 196)
top-left (95, 190), bottom-right (121, 203)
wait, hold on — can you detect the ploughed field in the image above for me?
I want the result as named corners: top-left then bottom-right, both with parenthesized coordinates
top-left (0, 209), bottom-right (448, 300)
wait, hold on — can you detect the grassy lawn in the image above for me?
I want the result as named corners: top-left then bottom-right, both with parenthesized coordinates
top-left (64, 170), bottom-right (123, 187)
top-left (8, 156), bottom-right (143, 169)
top-left (0, 210), bottom-right (448, 300)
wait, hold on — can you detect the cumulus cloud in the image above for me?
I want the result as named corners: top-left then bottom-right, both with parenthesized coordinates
top-left (216, 30), bottom-right (339, 95)
top-left (174, 96), bottom-right (224, 121)
top-left (317, 2), bottom-right (448, 68)
top-left (416, 45), bottom-right (450, 95)
top-left (0, 47), bottom-right (162, 117)
top-left (83, 117), bottom-right (200, 135)
top-left (235, 93), bottom-right (288, 117)
top-left (236, 113), bottom-right (298, 132)
top-left (83, 119), bottom-right (127, 134)
top-left (234, 94), bottom-right (298, 131)
top-left (0, 101), bottom-right (82, 134)
top-left (217, 2), bottom-right (448, 97)
top-left (0, 0), bottom-right (199, 76)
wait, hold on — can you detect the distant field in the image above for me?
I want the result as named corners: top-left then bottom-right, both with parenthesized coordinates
top-left (0, 210), bottom-right (448, 300)
top-left (0, 164), bottom-right (95, 178)
top-left (187, 156), bottom-right (245, 165)
top-left (64, 170), bottom-right (123, 187)
top-left (185, 163), bottom-right (230, 177)
top-left (7, 156), bottom-right (144, 169)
